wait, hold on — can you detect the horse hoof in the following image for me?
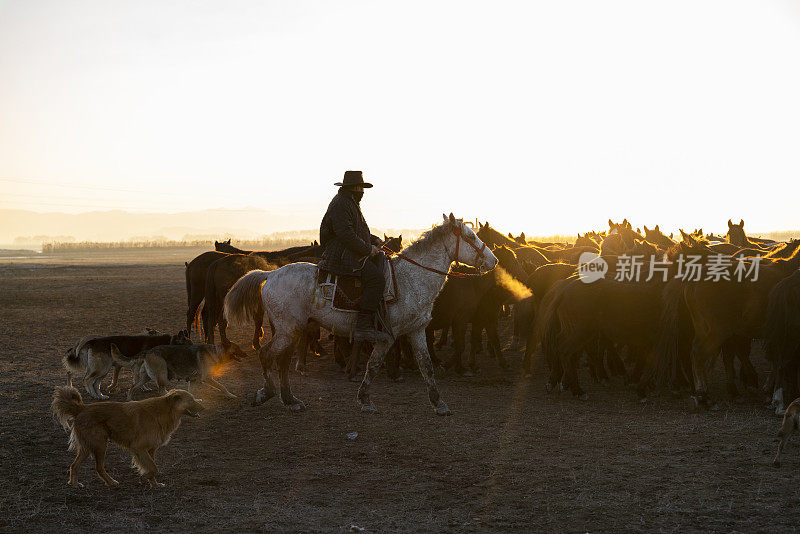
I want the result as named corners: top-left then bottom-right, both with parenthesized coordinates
top-left (360, 402), bottom-right (378, 414)
top-left (287, 401), bottom-right (306, 412)
top-left (710, 403), bottom-right (720, 411)
top-left (252, 388), bottom-right (272, 406)
top-left (392, 374), bottom-right (405, 383)
top-left (639, 396), bottom-right (648, 404)
top-left (348, 374), bottom-right (361, 383)
top-left (434, 400), bottom-right (452, 416)
top-left (776, 407), bottom-right (787, 416)
top-left (545, 382), bottom-right (553, 393)
top-left (578, 393), bottom-right (589, 401)
top-left (463, 370), bottom-right (474, 378)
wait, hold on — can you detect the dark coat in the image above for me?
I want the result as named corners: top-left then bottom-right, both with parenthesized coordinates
top-left (319, 190), bottom-right (380, 275)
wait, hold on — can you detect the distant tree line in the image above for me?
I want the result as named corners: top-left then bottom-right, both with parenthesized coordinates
top-left (41, 236), bottom-right (316, 253)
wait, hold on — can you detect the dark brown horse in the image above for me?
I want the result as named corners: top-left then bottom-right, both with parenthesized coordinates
top-left (658, 239), bottom-right (800, 406)
top-left (764, 270), bottom-right (800, 413)
top-left (185, 251), bottom-right (230, 337)
top-left (203, 255), bottom-right (278, 353)
top-left (642, 225), bottom-right (675, 250)
top-left (215, 239), bottom-right (251, 254)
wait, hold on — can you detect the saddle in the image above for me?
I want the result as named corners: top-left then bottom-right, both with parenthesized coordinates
top-left (316, 256), bottom-right (398, 312)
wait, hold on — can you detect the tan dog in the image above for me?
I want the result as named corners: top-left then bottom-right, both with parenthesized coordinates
top-left (774, 397), bottom-right (800, 467)
top-left (52, 386), bottom-right (204, 487)
top-left (111, 342), bottom-right (238, 400)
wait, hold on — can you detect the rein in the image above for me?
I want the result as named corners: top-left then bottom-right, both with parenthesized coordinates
top-left (382, 225), bottom-right (486, 278)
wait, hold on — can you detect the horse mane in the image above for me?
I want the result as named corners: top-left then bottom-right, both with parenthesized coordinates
top-left (401, 221), bottom-right (454, 257)
top-left (765, 239), bottom-right (800, 259)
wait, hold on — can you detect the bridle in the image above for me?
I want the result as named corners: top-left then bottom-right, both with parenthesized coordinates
top-left (383, 223), bottom-right (489, 278)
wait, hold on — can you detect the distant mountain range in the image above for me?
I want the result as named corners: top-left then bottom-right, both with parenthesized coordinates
top-left (0, 208), bottom-right (315, 245)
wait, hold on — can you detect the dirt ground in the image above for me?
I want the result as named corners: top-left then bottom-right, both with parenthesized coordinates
top-left (1, 256), bottom-right (798, 533)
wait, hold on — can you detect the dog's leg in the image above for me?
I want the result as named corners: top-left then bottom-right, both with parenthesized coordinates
top-left (68, 448), bottom-right (89, 487)
top-left (203, 377), bottom-right (237, 398)
top-left (94, 353), bottom-right (113, 400)
top-left (188, 379), bottom-right (199, 397)
top-left (132, 449), bottom-right (163, 487)
top-left (92, 377), bottom-right (107, 400)
top-left (128, 368), bottom-right (151, 400)
top-left (106, 364), bottom-right (122, 394)
top-left (82, 374), bottom-right (96, 399)
top-left (93, 441), bottom-right (119, 486)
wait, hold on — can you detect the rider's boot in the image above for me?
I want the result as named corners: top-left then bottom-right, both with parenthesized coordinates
top-left (353, 311), bottom-right (391, 344)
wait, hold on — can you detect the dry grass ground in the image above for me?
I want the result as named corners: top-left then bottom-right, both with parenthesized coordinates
top-left (1, 255), bottom-right (798, 532)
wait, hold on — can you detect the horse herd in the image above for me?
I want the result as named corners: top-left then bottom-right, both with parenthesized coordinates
top-left (178, 216), bottom-right (800, 417)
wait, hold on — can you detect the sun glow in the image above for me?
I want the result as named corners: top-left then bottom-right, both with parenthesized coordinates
top-left (1, 1), bottom-right (799, 238)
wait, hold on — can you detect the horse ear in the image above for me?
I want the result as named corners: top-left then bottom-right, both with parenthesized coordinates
top-left (508, 232), bottom-right (513, 238)
top-left (399, 234), bottom-right (402, 241)
top-left (728, 219), bottom-right (733, 228)
top-left (669, 232), bottom-right (673, 238)
top-left (643, 226), bottom-right (649, 233)
top-left (384, 233), bottom-right (387, 240)
top-left (443, 213), bottom-right (448, 223)
top-left (655, 224), bottom-right (660, 232)
top-left (449, 213), bottom-right (456, 224)
top-left (739, 219), bottom-right (744, 227)
top-left (520, 232), bottom-right (525, 239)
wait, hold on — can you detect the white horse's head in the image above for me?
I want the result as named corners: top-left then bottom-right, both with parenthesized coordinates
top-left (442, 213), bottom-right (498, 272)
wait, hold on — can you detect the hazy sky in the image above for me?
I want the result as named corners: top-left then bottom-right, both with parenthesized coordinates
top-left (1, 0), bottom-right (799, 235)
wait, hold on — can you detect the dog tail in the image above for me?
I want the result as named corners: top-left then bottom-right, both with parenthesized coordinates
top-left (224, 269), bottom-right (270, 327)
top-left (62, 346), bottom-right (84, 386)
top-left (110, 343), bottom-right (137, 367)
top-left (52, 386), bottom-right (84, 431)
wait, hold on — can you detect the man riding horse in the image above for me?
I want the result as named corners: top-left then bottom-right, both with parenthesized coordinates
top-left (319, 170), bottom-right (390, 343)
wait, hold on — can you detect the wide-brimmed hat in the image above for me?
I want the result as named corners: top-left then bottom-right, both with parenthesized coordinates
top-left (334, 170), bottom-right (373, 188)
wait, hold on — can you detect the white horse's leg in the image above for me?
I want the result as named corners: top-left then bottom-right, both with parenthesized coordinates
top-left (277, 361), bottom-right (305, 411)
top-left (253, 339), bottom-right (278, 405)
top-left (356, 339), bottom-right (393, 413)
top-left (407, 328), bottom-right (451, 416)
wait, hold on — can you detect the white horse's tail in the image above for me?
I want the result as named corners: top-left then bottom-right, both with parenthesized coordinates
top-left (224, 270), bottom-right (269, 327)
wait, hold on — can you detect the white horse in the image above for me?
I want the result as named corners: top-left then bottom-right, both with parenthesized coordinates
top-left (224, 213), bottom-right (498, 415)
